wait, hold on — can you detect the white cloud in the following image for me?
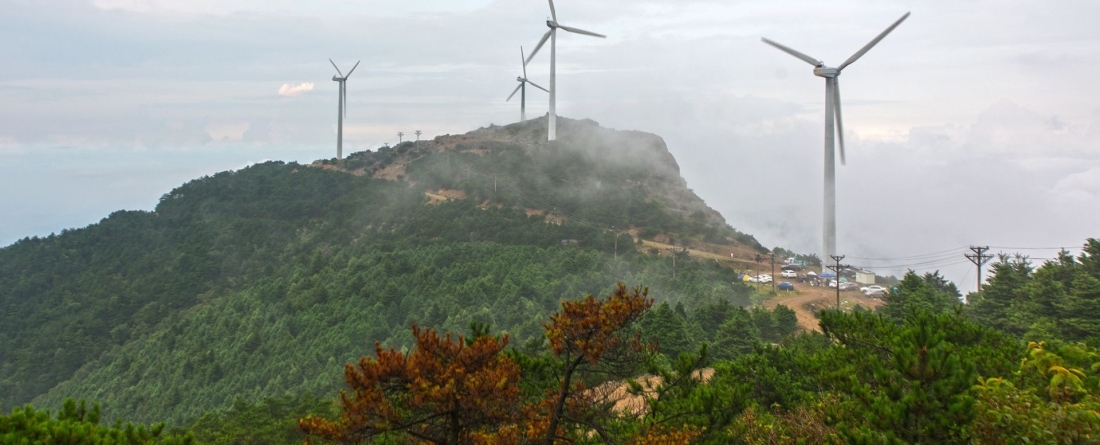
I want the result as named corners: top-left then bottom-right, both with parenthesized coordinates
top-left (277, 82), bottom-right (315, 97)
top-left (1053, 167), bottom-right (1100, 199)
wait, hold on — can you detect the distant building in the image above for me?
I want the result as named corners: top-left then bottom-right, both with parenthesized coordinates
top-left (855, 269), bottom-right (876, 285)
top-left (561, 239), bottom-right (579, 247)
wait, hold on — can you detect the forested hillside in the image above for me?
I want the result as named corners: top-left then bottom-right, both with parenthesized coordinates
top-left (6, 117), bottom-right (1099, 443)
top-left (0, 117), bottom-right (765, 424)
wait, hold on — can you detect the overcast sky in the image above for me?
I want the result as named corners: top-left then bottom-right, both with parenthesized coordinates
top-left (2, 0), bottom-right (1098, 293)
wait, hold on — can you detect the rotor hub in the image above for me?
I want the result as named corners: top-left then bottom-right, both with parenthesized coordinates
top-left (546, 20), bottom-right (557, 29)
top-left (813, 66), bottom-right (839, 78)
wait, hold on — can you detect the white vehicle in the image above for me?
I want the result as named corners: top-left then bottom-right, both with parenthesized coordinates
top-left (780, 270), bottom-right (797, 278)
top-left (861, 285), bottom-right (887, 295)
top-left (757, 274), bottom-right (773, 283)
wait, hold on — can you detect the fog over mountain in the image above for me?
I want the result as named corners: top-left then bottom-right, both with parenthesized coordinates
top-left (2, 0), bottom-right (1098, 292)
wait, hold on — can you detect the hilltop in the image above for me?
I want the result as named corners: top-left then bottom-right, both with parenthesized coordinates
top-left (1, 115), bottom-right (768, 424)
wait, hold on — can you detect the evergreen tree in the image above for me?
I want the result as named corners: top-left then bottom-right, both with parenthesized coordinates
top-left (750, 306), bottom-right (778, 343)
top-left (639, 301), bottom-right (694, 360)
top-left (773, 304), bottom-right (799, 338)
top-left (879, 271), bottom-right (961, 321)
top-left (710, 308), bottom-right (760, 361)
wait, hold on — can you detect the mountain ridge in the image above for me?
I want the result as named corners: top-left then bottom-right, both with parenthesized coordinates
top-left (2, 116), bottom-right (766, 424)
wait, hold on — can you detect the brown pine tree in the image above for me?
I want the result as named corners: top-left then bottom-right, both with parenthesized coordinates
top-left (299, 325), bottom-right (521, 445)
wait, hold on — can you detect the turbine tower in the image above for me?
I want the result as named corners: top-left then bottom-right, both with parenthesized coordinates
top-left (524, 0), bottom-right (605, 141)
top-left (761, 12), bottom-right (909, 260)
top-left (507, 46), bottom-right (549, 122)
top-left (329, 58), bottom-right (360, 161)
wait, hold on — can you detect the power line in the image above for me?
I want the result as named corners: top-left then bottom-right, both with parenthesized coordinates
top-left (845, 246), bottom-right (970, 261)
top-left (988, 245), bottom-right (1078, 250)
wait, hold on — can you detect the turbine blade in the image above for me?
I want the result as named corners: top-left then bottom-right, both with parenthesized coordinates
top-left (520, 46), bottom-right (527, 77)
top-left (558, 24), bottom-right (606, 38)
top-left (548, 0), bottom-right (557, 22)
top-left (526, 30), bottom-right (552, 65)
top-left (761, 38), bottom-right (821, 66)
top-left (838, 12), bottom-right (910, 70)
top-left (329, 58), bottom-right (344, 77)
top-left (345, 60), bottom-right (361, 78)
top-left (834, 78), bottom-right (846, 165)
top-left (507, 83), bottom-right (522, 101)
top-left (527, 80), bottom-right (549, 93)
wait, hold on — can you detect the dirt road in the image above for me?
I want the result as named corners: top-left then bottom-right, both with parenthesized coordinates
top-left (763, 285), bottom-right (885, 332)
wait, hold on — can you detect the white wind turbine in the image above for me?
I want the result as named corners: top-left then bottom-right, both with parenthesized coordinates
top-left (329, 58), bottom-right (360, 161)
top-left (761, 12), bottom-right (909, 260)
top-left (524, 0), bottom-right (605, 141)
top-left (507, 46), bottom-right (549, 122)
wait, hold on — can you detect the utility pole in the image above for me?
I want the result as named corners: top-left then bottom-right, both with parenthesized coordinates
top-left (415, 130), bottom-right (422, 144)
top-left (770, 254), bottom-right (776, 293)
top-left (668, 244), bottom-right (680, 279)
top-left (965, 246), bottom-right (993, 294)
top-left (612, 226), bottom-right (618, 259)
top-left (398, 132), bottom-right (404, 143)
top-left (828, 254), bottom-right (846, 310)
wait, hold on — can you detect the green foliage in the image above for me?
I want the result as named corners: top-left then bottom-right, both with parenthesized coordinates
top-left (878, 270), bottom-right (962, 321)
top-left (971, 341), bottom-right (1100, 443)
top-left (189, 393), bottom-right (335, 445)
top-left (819, 309), bottom-right (1017, 444)
top-left (710, 308), bottom-right (760, 361)
top-left (772, 305), bottom-right (799, 338)
top-left (639, 302), bottom-right (694, 360)
top-left (0, 398), bottom-right (193, 444)
top-left (966, 239), bottom-right (1100, 345)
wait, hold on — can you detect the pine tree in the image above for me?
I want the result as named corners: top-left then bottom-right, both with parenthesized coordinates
top-left (710, 308), bottom-right (760, 361)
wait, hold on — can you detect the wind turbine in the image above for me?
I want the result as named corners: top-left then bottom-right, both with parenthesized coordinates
top-left (524, 0), bottom-right (605, 141)
top-left (507, 46), bottom-right (549, 122)
top-left (761, 12), bottom-right (909, 260)
top-left (329, 58), bottom-right (360, 161)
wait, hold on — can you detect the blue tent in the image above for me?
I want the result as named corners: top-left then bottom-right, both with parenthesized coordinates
top-left (819, 272), bottom-right (837, 278)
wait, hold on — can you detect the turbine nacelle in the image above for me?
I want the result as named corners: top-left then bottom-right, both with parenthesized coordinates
top-left (813, 66), bottom-right (839, 78)
top-left (517, 76), bottom-right (526, 82)
top-left (546, 19), bottom-right (558, 29)
top-left (332, 76), bottom-right (344, 81)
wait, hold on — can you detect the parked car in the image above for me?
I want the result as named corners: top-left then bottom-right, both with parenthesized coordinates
top-left (781, 264), bottom-right (803, 271)
top-left (780, 270), bottom-right (797, 278)
top-left (866, 289), bottom-right (887, 298)
top-left (838, 282), bottom-right (859, 291)
top-left (778, 281), bottom-right (795, 291)
top-left (757, 274), bottom-right (773, 283)
top-left (861, 285), bottom-right (887, 295)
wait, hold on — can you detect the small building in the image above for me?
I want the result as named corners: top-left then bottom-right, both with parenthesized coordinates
top-left (855, 269), bottom-right (876, 285)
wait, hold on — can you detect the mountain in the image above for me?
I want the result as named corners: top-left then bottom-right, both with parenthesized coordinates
top-left (0, 116), bottom-right (766, 425)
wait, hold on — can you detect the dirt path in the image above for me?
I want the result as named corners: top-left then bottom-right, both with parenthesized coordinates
top-left (637, 239), bottom-right (761, 270)
top-left (763, 286), bottom-right (885, 332)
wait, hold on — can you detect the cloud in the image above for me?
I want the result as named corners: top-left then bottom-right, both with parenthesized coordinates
top-left (277, 82), bottom-right (315, 97)
top-left (0, 136), bottom-right (23, 155)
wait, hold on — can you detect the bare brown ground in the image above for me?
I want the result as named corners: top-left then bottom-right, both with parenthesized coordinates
top-left (424, 189), bottom-right (467, 204)
top-left (763, 286), bottom-right (885, 332)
